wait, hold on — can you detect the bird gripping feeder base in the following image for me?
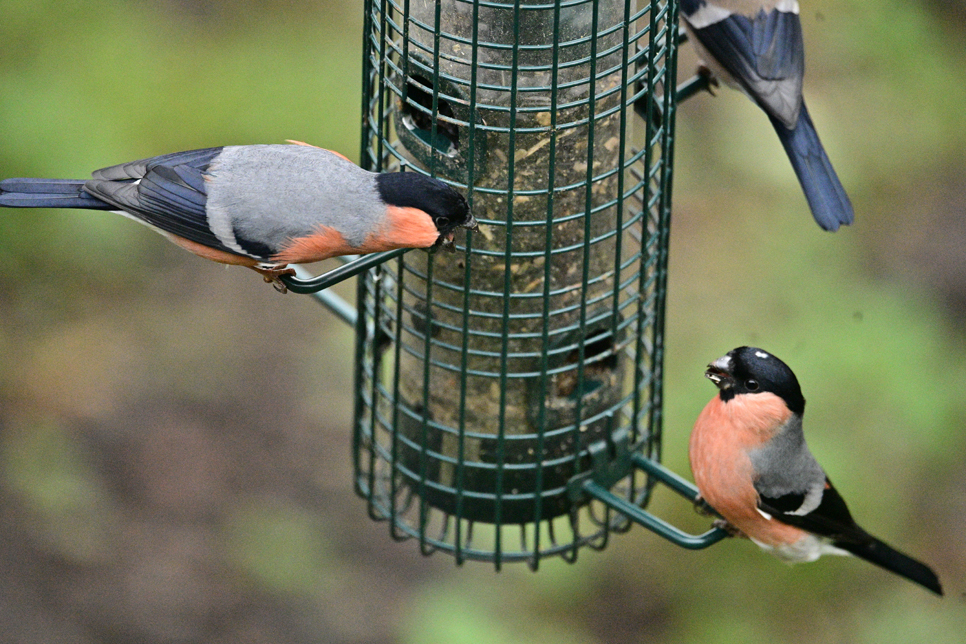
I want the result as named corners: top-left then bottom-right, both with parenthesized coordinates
top-left (286, 0), bottom-right (726, 567)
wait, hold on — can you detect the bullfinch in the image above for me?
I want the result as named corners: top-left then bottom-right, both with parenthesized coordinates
top-left (680, 0), bottom-right (854, 232)
top-left (690, 346), bottom-right (943, 595)
top-left (0, 141), bottom-right (477, 291)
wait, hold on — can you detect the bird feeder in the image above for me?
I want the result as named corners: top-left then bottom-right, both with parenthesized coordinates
top-left (282, 0), bottom-right (726, 567)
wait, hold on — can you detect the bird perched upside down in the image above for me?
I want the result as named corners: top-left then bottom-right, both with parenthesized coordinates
top-left (0, 141), bottom-right (477, 292)
top-left (690, 346), bottom-right (942, 595)
top-left (679, 0), bottom-right (854, 232)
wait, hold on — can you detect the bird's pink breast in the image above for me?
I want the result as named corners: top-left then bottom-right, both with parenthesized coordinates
top-left (272, 205), bottom-right (439, 264)
top-left (690, 394), bottom-right (808, 547)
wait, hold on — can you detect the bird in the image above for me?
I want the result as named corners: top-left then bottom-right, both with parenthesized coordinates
top-left (689, 346), bottom-right (943, 595)
top-left (0, 141), bottom-right (477, 291)
top-left (679, 0), bottom-right (854, 232)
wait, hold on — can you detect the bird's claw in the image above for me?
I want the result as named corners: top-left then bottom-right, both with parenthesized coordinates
top-left (696, 64), bottom-right (720, 95)
top-left (712, 518), bottom-right (745, 538)
top-left (253, 264), bottom-right (297, 294)
top-left (693, 496), bottom-right (741, 536)
top-left (432, 232), bottom-right (458, 254)
top-left (265, 275), bottom-right (289, 294)
top-left (693, 494), bottom-right (716, 517)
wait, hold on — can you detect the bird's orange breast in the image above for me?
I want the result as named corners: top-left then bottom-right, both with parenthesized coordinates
top-left (272, 206), bottom-right (439, 264)
top-left (689, 393), bottom-right (807, 547)
top-left (163, 232), bottom-right (260, 267)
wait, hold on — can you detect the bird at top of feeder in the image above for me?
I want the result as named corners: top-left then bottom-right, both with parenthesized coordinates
top-left (690, 346), bottom-right (942, 596)
top-left (0, 140), bottom-right (477, 292)
top-left (679, 0), bottom-right (854, 232)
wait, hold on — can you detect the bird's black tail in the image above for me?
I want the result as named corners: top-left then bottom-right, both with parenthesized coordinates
top-left (835, 536), bottom-right (943, 596)
top-left (0, 178), bottom-right (112, 210)
top-left (770, 103), bottom-right (854, 232)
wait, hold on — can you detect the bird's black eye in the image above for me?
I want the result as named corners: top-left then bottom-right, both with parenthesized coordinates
top-left (745, 379), bottom-right (759, 391)
top-left (436, 216), bottom-right (450, 228)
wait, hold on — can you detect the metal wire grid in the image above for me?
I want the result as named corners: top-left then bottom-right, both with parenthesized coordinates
top-left (351, 0), bottom-right (680, 567)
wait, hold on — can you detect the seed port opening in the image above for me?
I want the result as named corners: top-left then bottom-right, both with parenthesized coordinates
top-left (401, 75), bottom-right (461, 158)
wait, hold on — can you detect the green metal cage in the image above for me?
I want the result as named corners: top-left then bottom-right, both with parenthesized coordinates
top-left (283, 0), bottom-right (725, 568)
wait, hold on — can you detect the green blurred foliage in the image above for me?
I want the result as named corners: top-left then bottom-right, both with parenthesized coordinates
top-left (0, 0), bottom-right (964, 643)
top-left (2, 416), bottom-right (121, 564)
top-left (221, 498), bottom-right (338, 594)
top-left (0, 0), bottom-right (362, 285)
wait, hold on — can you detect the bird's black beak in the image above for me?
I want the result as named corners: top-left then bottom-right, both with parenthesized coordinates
top-left (705, 355), bottom-right (733, 389)
top-left (463, 213), bottom-right (479, 233)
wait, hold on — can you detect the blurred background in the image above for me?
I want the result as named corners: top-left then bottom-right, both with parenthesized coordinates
top-left (1, 0), bottom-right (964, 642)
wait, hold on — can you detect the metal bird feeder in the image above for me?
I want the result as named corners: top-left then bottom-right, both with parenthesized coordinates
top-left (283, 0), bottom-right (726, 567)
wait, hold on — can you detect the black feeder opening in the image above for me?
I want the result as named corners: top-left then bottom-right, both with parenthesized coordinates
top-left (285, 0), bottom-right (727, 568)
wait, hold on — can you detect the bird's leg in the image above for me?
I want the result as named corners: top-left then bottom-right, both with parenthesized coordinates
top-left (696, 64), bottom-right (720, 95)
top-left (693, 494), bottom-right (717, 517)
top-left (693, 495), bottom-right (743, 537)
top-left (430, 232), bottom-right (458, 254)
top-left (250, 264), bottom-right (297, 294)
top-left (712, 518), bottom-right (746, 539)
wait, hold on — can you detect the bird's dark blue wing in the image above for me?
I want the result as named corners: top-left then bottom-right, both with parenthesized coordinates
top-left (83, 147), bottom-right (240, 256)
top-left (90, 147), bottom-right (225, 181)
top-left (684, 3), bottom-right (805, 126)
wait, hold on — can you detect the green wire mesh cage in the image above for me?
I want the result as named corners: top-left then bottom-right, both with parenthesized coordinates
top-left (317, 0), bottom-right (726, 567)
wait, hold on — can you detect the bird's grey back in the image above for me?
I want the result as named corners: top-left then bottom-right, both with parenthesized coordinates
top-left (205, 145), bottom-right (386, 250)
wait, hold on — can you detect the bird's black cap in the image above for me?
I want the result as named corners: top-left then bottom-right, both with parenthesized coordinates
top-left (376, 171), bottom-right (476, 237)
top-left (705, 346), bottom-right (806, 415)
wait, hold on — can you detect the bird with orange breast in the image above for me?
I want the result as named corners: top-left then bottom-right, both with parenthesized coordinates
top-left (690, 346), bottom-right (942, 595)
top-left (0, 141), bottom-right (477, 291)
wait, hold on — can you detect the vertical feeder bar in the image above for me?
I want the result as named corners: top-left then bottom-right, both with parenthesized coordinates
top-left (355, 0), bottom-right (680, 565)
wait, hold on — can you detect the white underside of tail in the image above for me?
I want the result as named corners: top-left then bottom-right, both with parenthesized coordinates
top-left (752, 534), bottom-right (851, 563)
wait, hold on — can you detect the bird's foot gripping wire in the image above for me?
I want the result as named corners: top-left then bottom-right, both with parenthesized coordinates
top-left (711, 519), bottom-right (745, 538)
top-left (693, 496), bottom-right (743, 538)
top-left (693, 494), bottom-right (717, 517)
top-left (252, 264), bottom-right (297, 294)
top-left (696, 64), bottom-right (720, 95)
